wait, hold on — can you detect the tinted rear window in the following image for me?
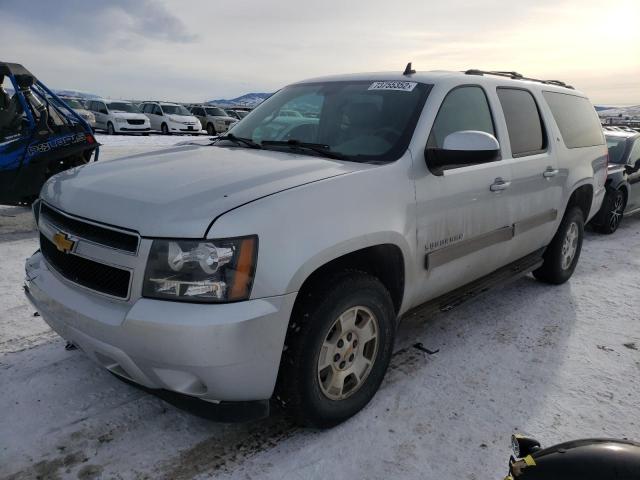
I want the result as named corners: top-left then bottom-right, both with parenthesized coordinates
top-left (497, 88), bottom-right (546, 156)
top-left (542, 91), bottom-right (604, 149)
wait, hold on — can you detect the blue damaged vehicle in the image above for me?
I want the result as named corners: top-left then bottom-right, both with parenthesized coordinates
top-left (0, 62), bottom-right (98, 205)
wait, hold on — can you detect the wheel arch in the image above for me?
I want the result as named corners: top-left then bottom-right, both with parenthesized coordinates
top-left (288, 240), bottom-right (408, 317)
top-left (565, 183), bottom-right (593, 221)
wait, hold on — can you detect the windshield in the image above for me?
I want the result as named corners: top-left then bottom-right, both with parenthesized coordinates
top-left (162, 104), bottom-right (191, 115)
top-left (205, 107), bottom-right (227, 117)
top-left (107, 102), bottom-right (140, 113)
top-left (225, 80), bottom-right (431, 162)
top-left (606, 135), bottom-right (629, 164)
top-left (64, 99), bottom-right (84, 109)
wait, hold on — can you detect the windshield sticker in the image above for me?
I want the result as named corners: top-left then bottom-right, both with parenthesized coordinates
top-left (368, 81), bottom-right (417, 92)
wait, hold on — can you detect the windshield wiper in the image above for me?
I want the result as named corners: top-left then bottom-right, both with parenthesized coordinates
top-left (261, 139), bottom-right (347, 160)
top-left (215, 133), bottom-right (263, 149)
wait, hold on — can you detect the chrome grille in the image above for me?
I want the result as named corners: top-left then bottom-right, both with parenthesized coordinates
top-left (40, 203), bottom-right (139, 253)
top-left (40, 234), bottom-right (131, 299)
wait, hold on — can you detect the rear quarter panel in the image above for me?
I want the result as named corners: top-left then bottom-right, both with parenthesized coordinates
top-left (537, 92), bottom-right (607, 223)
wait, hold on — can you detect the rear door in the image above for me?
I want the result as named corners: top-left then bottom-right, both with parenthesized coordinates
top-left (93, 101), bottom-right (108, 130)
top-left (413, 85), bottom-right (513, 304)
top-left (625, 138), bottom-right (640, 210)
top-left (494, 87), bottom-right (561, 261)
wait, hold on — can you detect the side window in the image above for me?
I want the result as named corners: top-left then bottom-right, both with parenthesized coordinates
top-left (87, 101), bottom-right (95, 111)
top-left (141, 104), bottom-right (148, 113)
top-left (154, 105), bottom-right (162, 115)
top-left (98, 102), bottom-right (108, 114)
top-left (496, 88), bottom-right (546, 157)
top-left (542, 91), bottom-right (604, 149)
top-left (427, 86), bottom-right (495, 149)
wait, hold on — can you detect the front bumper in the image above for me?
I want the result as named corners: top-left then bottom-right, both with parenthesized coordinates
top-left (114, 124), bottom-right (151, 133)
top-left (25, 251), bottom-right (296, 402)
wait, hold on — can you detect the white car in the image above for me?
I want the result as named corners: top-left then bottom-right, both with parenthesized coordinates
top-left (141, 102), bottom-right (202, 135)
top-left (26, 68), bottom-right (607, 428)
top-left (86, 100), bottom-right (151, 135)
top-left (60, 97), bottom-right (96, 129)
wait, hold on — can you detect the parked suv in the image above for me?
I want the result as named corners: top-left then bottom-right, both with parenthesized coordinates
top-left (140, 102), bottom-right (202, 135)
top-left (189, 105), bottom-right (237, 135)
top-left (590, 130), bottom-right (640, 233)
top-left (86, 100), bottom-right (150, 135)
top-left (25, 69), bottom-right (606, 428)
top-left (59, 97), bottom-right (96, 129)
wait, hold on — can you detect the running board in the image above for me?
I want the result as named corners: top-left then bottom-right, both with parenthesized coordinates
top-left (406, 249), bottom-right (544, 318)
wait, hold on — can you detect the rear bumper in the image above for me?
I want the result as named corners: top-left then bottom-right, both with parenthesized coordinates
top-left (25, 251), bottom-right (296, 402)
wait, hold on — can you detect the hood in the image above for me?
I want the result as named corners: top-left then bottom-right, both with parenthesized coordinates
top-left (212, 115), bottom-right (237, 123)
top-left (607, 163), bottom-right (626, 174)
top-left (110, 111), bottom-right (148, 121)
top-left (41, 145), bottom-right (366, 237)
top-left (166, 114), bottom-right (197, 123)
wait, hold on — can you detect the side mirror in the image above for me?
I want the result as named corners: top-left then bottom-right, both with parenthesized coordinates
top-left (99, 109), bottom-right (108, 114)
top-left (625, 159), bottom-right (640, 175)
top-left (426, 130), bottom-right (500, 175)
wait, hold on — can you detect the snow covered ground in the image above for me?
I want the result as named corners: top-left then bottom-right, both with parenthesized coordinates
top-left (1, 135), bottom-right (639, 479)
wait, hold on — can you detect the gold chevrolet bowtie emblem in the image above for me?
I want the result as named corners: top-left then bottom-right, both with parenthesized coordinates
top-left (52, 232), bottom-right (75, 254)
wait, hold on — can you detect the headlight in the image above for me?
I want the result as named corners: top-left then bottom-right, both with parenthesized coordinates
top-left (115, 118), bottom-right (127, 124)
top-left (142, 236), bottom-right (258, 303)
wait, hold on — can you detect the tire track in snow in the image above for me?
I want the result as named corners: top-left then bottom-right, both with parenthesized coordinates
top-left (157, 345), bottom-right (435, 479)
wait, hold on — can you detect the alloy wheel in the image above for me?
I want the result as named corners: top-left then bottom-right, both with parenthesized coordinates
top-left (317, 306), bottom-right (379, 401)
top-left (608, 194), bottom-right (624, 231)
top-left (561, 221), bottom-right (579, 270)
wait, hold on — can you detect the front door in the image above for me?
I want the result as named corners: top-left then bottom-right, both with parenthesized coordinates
top-left (413, 85), bottom-right (513, 305)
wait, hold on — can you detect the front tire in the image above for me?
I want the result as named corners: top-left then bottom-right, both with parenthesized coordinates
top-left (595, 188), bottom-right (625, 234)
top-left (533, 206), bottom-right (584, 284)
top-left (106, 122), bottom-right (115, 135)
top-left (206, 123), bottom-right (215, 136)
top-left (276, 272), bottom-right (396, 428)
top-left (161, 123), bottom-right (169, 135)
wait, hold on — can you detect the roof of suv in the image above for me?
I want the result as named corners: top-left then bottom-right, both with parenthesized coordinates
top-left (295, 70), bottom-right (584, 96)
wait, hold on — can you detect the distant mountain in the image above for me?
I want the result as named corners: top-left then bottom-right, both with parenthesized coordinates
top-left (206, 92), bottom-right (271, 108)
top-left (53, 89), bottom-right (100, 99)
top-left (2, 85), bottom-right (99, 100)
top-left (594, 106), bottom-right (614, 111)
top-left (598, 105), bottom-right (640, 118)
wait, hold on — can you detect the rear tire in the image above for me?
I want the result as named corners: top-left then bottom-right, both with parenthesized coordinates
top-left (275, 272), bottom-right (396, 428)
top-left (595, 188), bottom-right (624, 234)
top-left (533, 206), bottom-right (584, 284)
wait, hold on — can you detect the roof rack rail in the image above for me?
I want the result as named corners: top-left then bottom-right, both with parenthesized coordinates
top-left (464, 69), bottom-right (574, 89)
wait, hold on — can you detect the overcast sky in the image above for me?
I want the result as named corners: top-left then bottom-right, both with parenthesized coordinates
top-left (1, 0), bottom-right (638, 104)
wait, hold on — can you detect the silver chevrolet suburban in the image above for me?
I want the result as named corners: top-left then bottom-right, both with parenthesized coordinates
top-left (25, 68), bottom-right (607, 428)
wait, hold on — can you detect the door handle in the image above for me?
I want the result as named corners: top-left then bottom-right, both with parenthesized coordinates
top-left (490, 177), bottom-right (511, 192)
top-left (543, 167), bottom-right (559, 178)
